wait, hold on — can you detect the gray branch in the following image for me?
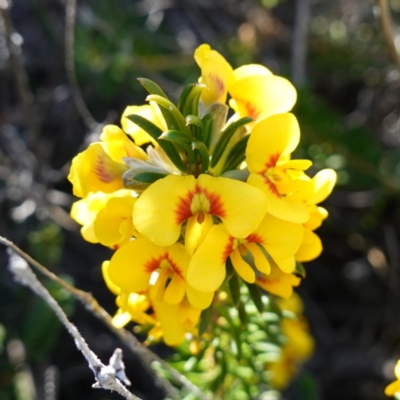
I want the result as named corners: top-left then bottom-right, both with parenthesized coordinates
top-left (7, 249), bottom-right (142, 400)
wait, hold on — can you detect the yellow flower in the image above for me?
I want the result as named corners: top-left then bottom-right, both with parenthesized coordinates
top-left (121, 103), bottom-right (166, 146)
top-left (70, 190), bottom-right (139, 248)
top-left (246, 113), bottom-right (311, 223)
top-left (187, 213), bottom-right (303, 292)
top-left (385, 360), bottom-right (400, 396)
top-left (229, 64), bottom-right (297, 122)
top-left (194, 44), bottom-right (296, 120)
top-left (256, 264), bottom-right (301, 299)
top-left (107, 239), bottom-right (213, 309)
top-left (152, 298), bottom-right (202, 346)
top-left (295, 228), bottom-right (323, 262)
top-left (194, 44), bottom-right (234, 107)
top-left (68, 125), bottom-right (148, 197)
top-left (293, 168), bottom-right (337, 231)
top-left (132, 174), bottom-right (267, 247)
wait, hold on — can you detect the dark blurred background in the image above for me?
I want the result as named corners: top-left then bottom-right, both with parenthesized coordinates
top-left (1, 0), bottom-right (400, 399)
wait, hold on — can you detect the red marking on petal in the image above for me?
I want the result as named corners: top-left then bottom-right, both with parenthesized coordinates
top-left (175, 189), bottom-right (195, 225)
top-left (266, 153), bottom-right (280, 169)
top-left (93, 155), bottom-right (114, 183)
top-left (144, 252), bottom-right (184, 280)
top-left (144, 255), bottom-right (163, 274)
top-left (256, 276), bottom-right (268, 284)
top-left (208, 74), bottom-right (225, 96)
top-left (244, 101), bottom-right (260, 120)
top-left (175, 184), bottom-right (227, 225)
top-left (246, 233), bottom-right (264, 244)
top-left (265, 178), bottom-right (281, 198)
top-left (222, 236), bottom-right (234, 262)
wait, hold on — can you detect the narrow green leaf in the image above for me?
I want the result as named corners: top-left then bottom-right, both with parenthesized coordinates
top-left (228, 272), bottom-right (241, 309)
top-left (244, 281), bottom-right (264, 313)
top-left (201, 113), bottom-right (215, 148)
top-left (160, 130), bottom-right (196, 164)
top-left (222, 135), bottom-right (250, 173)
top-left (159, 129), bottom-right (193, 143)
top-left (127, 115), bottom-right (186, 172)
top-left (295, 262), bottom-right (306, 278)
top-left (137, 78), bottom-right (168, 98)
top-left (185, 115), bottom-right (203, 128)
top-left (178, 83), bottom-right (196, 113)
top-left (198, 304), bottom-right (213, 335)
top-left (210, 117), bottom-right (253, 168)
top-left (225, 257), bottom-right (235, 280)
top-left (185, 83), bottom-right (206, 116)
top-left (130, 171), bottom-right (167, 183)
top-left (237, 302), bottom-right (248, 326)
top-left (147, 94), bottom-right (188, 133)
top-left (192, 141), bottom-right (209, 173)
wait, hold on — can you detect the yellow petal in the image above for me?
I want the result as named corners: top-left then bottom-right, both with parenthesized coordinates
top-left (108, 239), bottom-right (163, 293)
top-left (101, 261), bottom-right (121, 295)
top-left (296, 229), bottom-right (323, 262)
top-left (197, 174), bottom-right (267, 238)
top-left (245, 242), bottom-right (271, 274)
top-left (246, 113), bottom-right (300, 173)
top-left (112, 309), bottom-right (132, 328)
top-left (304, 205), bottom-right (328, 231)
top-left (233, 64), bottom-right (272, 80)
top-left (250, 213), bottom-right (304, 260)
top-left (274, 256), bottom-right (296, 274)
top-left (68, 143), bottom-right (127, 197)
top-left (247, 173), bottom-right (310, 223)
top-left (100, 125), bottom-right (148, 161)
top-left (187, 224), bottom-right (231, 292)
top-left (133, 175), bottom-right (197, 246)
top-left (163, 274), bottom-right (186, 305)
top-left (185, 213), bottom-right (213, 255)
top-left (133, 174), bottom-right (267, 246)
top-left (153, 301), bottom-right (186, 346)
top-left (121, 103), bottom-right (166, 146)
top-left (230, 249), bottom-right (255, 283)
top-left (308, 168), bottom-right (337, 205)
top-left (385, 380), bottom-right (400, 396)
top-left (229, 75), bottom-right (296, 120)
top-left (186, 285), bottom-right (214, 310)
top-left (194, 44), bottom-right (234, 107)
top-left (94, 196), bottom-right (137, 248)
top-left (256, 267), bottom-right (301, 299)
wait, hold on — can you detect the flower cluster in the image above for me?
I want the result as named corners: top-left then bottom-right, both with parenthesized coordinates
top-left (68, 44), bottom-right (336, 346)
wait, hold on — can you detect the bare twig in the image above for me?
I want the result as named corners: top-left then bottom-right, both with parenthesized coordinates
top-left (0, 236), bottom-right (211, 400)
top-left (0, 1), bottom-right (42, 176)
top-left (291, 0), bottom-right (310, 86)
top-left (65, 0), bottom-right (101, 132)
top-left (375, 0), bottom-right (400, 70)
top-left (7, 249), bottom-right (141, 400)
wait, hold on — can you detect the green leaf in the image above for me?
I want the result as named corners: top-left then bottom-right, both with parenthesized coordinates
top-left (185, 83), bottom-right (206, 116)
top-left (210, 117), bottom-right (253, 168)
top-left (137, 77), bottom-right (168, 98)
top-left (192, 141), bottom-right (210, 173)
top-left (199, 304), bottom-right (213, 335)
top-left (178, 83), bottom-right (196, 113)
top-left (185, 115), bottom-right (203, 128)
top-left (222, 135), bottom-right (250, 173)
top-left (127, 114), bottom-right (186, 172)
top-left (160, 130), bottom-right (196, 164)
top-left (228, 272), bottom-right (241, 309)
top-left (237, 302), bottom-right (248, 326)
top-left (130, 171), bottom-right (167, 183)
top-left (295, 262), bottom-right (306, 278)
top-left (245, 282), bottom-right (264, 313)
top-left (147, 94), bottom-right (188, 133)
top-left (201, 113), bottom-right (215, 148)
top-left (159, 129), bottom-right (193, 143)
